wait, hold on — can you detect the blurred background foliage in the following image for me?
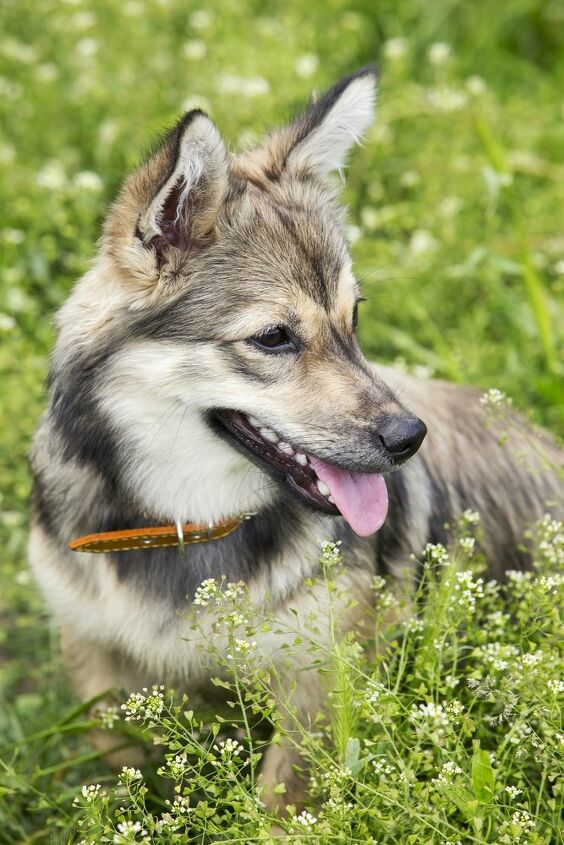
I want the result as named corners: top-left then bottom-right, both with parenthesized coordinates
top-left (0, 0), bottom-right (563, 838)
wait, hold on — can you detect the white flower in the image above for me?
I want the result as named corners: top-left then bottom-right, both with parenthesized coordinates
top-left (409, 229), bottom-right (438, 256)
top-left (554, 259), bottom-right (564, 275)
top-left (36, 63), bottom-right (59, 82)
top-left (428, 42), bottom-right (452, 65)
top-left (459, 536), bottom-right (476, 555)
top-left (383, 37), bottom-right (408, 60)
top-left (505, 785), bottom-right (523, 799)
top-left (466, 75), bottom-right (486, 95)
top-left (480, 387), bottom-right (511, 407)
top-left (432, 761), bottom-right (463, 785)
top-left (113, 820), bottom-right (148, 842)
top-left (295, 53), bottom-right (319, 78)
top-left (76, 37), bottom-right (98, 57)
top-left (427, 87), bottom-right (468, 112)
top-left (74, 170), bottom-right (103, 191)
top-left (193, 578), bottom-right (218, 607)
top-left (189, 9), bottom-right (213, 29)
top-left (120, 766), bottom-right (143, 781)
top-left (399, 169), bottom-right (420, 188)
top-left (547, 679), bottom-right (564, 695)
top-left (36, 160), bottom-right (67, 190)
top-left (2, 228), bottom-right (24, 244)
top-left (295, 810), bottom-right (317, 827)
top-left (409, 702), bottom-right (449, 729)
top-left (98, 705), bottom-right (120, 729)
top-left (217, 73), bottom-right (269, 98)
top-left (183, 40), bottom-right (206, 61)
top-left (74, 783), bottom-right (103, 805)
top-left (121, 685), bottom-right (165, 721)
top-left (213, 737), bottom-right (243, 757)
top-left (423, 542), bottom-right (449, 567)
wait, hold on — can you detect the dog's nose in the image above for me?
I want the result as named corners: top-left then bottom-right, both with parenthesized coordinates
top-left (379, 415), bottom-right (427, 464)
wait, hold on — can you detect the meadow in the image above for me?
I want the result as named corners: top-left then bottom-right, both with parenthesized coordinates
top-left (0, 0), bottom-right (562, 842)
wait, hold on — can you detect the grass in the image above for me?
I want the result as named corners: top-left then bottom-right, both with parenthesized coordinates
top-left (0, 0), bottom-right (562, 842)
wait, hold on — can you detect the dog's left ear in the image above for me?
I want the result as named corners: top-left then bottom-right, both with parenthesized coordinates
top-left (237, 67), bottom-right (377, 183)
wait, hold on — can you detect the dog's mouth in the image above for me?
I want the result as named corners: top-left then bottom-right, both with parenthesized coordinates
top-left (211, 410), bottom-right (389, 537)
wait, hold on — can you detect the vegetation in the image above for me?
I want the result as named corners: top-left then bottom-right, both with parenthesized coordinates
top-left (0, 0), bottom-right (562, 842)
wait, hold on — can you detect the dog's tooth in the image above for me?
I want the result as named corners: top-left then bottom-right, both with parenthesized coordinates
top-left (278, 441), bottom-right (294, 455)
top-left (248, 415), bottom-right (261, 428)
top-left (316, 480), bottom-right (331, 497)
top-left (328, 495), bottom-right (335, 504)
top-left (260, 428), bottom-right (277, 442)
top-left (295, 453), bottom-right (308, 466)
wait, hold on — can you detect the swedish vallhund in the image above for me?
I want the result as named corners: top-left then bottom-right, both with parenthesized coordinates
top-left (29, 67), bottom-right (562, 807)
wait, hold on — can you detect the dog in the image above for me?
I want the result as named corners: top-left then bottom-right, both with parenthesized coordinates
top-left (29, 67), bottom-right (561, 807)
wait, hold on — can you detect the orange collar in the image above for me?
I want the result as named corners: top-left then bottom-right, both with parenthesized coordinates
top-left (69, 513), bottom-right (255, 555)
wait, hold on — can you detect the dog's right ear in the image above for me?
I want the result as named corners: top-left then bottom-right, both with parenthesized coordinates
top-left (104, 110), bottom-right (228, 288)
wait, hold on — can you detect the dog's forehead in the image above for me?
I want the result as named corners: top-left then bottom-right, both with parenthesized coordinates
top-left (218, 188), bottom-right (354, 311)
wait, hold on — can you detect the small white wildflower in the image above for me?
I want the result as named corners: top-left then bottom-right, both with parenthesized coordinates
top-left (428, 42), bottom-right (452, 65)
top-left (113, 820), bottom-right (148, 842)
top-left (36, 62), bottom-right (59, 82)
top-left (518, 651), bottom-right (543, 669)
top-left (346, 224), bottom-right (362, 244)
top-left (445, 699), bottom-right (464, 722)
top-left (409, 702), bottom-right (449, 729)
top-left (505, 785), bottom-right (523, 799)
top-left (74, 170), bottom-right (103, 191)
top-left (2, 228), bottom-right (24, 245)
top-left (295, 810), bottom-right (317, 827)
top-left (480, 388), bottom-right (512, 408)
top-left (480, 641), bottom-right (519, 672)
top-left (466, 75), bottom-right (486, 95)
top-left (189, 9), bottom-right (213, 29)
top-left (399, 169), bottom-right (420, 188)
top-left (459, 536), bottom-right (475, 555)
top-left (445, 674), bottom-right (459, 689)
top-left (452, 570), bottom-right (484, 612)
top-left (509, 721), bottom-right (532, 746)
top-left (462, 509), bottom-right (480, 525)
top-left (120, 766), bottom-right (142, 781)
top-left (183, 40), bottom-right (206, 60)
top-left (372, 757), bottom-right (396, 777)
top-left (76, 37), bottom-right (98, 57)
top-left (193, 578), bottom-right (218, 607)
top-left (295, 53), bottom-right (319, 78)
top-left (217, 73), bottom-right (269, 97)
top-left (166, 795), bottom-right (192, 814)
top-left (74, 783), bottom-right (103, 806)
top-left (405, 617), bottom-right (424, 634)
top-left (121, 685), bottom-right (165, 721)
top-left (554, 259), bottom-right (564, 275)
top-left (423, 542), bottom-right (449, 567)
top-left (427, 87), bottom-right (468, 112)
top-left (214, 737), bottom-right (243, 757)
top-left (547, 679), bottom-right (564, 695)
top-left (511, 809), bottom-right (535, 833)
top-left (409, 229), bottom-right (438, 256)
top-left (432, 760), bottom-right (463, 785)
top-left (36, 160), bottom-right (67, 190)
top-left (320, 540), bottom-right (342, 567)
top-left (383, 37), bottom-right (408, 60)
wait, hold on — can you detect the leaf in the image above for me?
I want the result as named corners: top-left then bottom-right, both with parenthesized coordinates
top-left (471, 743), bottom-right (495, 804)
top-left (345, 737), bottom-right (364, 776)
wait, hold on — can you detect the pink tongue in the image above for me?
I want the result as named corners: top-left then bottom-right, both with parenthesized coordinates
top-left (309, 457), bottom-right (389, 537)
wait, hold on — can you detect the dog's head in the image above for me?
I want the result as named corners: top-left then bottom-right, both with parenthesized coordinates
top-left (57, 68), bottom-right (426, 535)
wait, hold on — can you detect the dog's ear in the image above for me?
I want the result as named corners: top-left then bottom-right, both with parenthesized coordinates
top-left (104, 110), bottom-right (228, 283)
top-left (137, 111), bottom-right (228, 250)
top-left (237, 67), bottom-right (377, 184)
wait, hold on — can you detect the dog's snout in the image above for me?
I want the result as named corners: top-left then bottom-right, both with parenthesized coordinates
top-left (379, 415), bottom-right (427, 464)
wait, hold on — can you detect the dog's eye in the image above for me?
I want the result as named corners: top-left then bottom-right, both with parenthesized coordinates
top-left (352, 303), bottom-right (359, 331)
top-left (250, 326), bottom-right (296, 352)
